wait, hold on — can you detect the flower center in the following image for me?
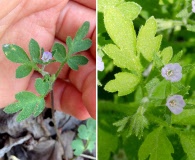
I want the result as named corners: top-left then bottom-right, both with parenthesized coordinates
top-left (166, 69), bottom-right (173, 77)
top-left (169, 100), bottom-right (176, 107)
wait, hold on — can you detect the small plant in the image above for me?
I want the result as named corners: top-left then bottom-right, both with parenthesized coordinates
top-left (98, 0), bottom-right (195, 159)
top-left (2, 21), bottom-right (92, 122)
top-left (71, 118), bottom-right (96, 159)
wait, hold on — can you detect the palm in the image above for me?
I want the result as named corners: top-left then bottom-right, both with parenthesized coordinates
top-left (0, 0), bottom-right (96, 119)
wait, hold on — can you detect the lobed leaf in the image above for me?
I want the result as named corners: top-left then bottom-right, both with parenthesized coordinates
top-left (138, 127), bottom-right (174, 160)
top-left (179, 132), bottom-right (195, 160)
top-left (67, 55), bottom-right (88, 70)
top-left (29, 39), bottom-right (40, 63)
top-left (16, 64), bottom-right (32, 78)
top-left (137, 16), bottom-right (162, 62)
top-left (3, 44), bottom-right (30, 63)
top-left (98, 0), bottom-right (124, 12)
top-left (52, 42), bottom-right (66, 62)
top-left (71, 139), bottom-right (85, 156)
top-left (103, 7), bottom-right (142, 72)
top-left (68, 22), bottom-right (92, 55)
top-left (116, 2), bottom-right (142, 21)
top-left (104, 72), bottom-right (140, 96)
top-left (172, 109), bottom-right (195, 125)
top-left (3, 91), bottom-right (45, 122)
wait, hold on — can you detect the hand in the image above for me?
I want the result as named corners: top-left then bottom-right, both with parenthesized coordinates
top-left (0, 0), bottom-right (96, 120)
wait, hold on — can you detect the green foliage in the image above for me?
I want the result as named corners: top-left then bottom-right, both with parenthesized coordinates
top-left (3, 91), bottom-right (45, 122)
top-left (16, 64), bottom-right (32, 78)
top-left (3, 44), bottom-right (30, 63)
top-left (104, 72), bottom-right (140, 96)
top-left (137, 16), bottom-right (162, 62)
top-left (138, 127), bottom-right (174, 160)
top-left (98, 0), bottom-right (195, 159)
top-left (2, 21), bottom-right (91, 122)
top-left (29, 38), bottom-right (40, 63)
top-left (67, 55), bottom-right (88, 70)
top-left (52, 42), bottom-right (66, 62)
top-left (67, 21), bottom-right (92, 55)
top-left (35, 78), bottom-right (50, 96)
top-left (71, 118), bottom-right (96, 156)
top-left (179, 132), bottom-right (195, 160)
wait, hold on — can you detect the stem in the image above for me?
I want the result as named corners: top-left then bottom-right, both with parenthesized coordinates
top-left (80, 154), bottom-right (96, 160)
top-left (50, 84), bottom-right (66, 159)
top-left (55, 61), bottom-right (66, 79)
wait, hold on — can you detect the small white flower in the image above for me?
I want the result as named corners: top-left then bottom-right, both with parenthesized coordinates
top-left (161, 63), bottom-right (182, 82)
top-left (97, 55), bottom-right (104, 71)
top-left (166, 95), bottom-right (186, 114)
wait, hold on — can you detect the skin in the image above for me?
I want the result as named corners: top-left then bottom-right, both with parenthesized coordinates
top-left (0, 0), bottom-right (96, 120)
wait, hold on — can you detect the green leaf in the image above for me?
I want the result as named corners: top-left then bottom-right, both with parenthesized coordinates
top-left (98, 127), bottom-right (118, 160)
top-left (138, 127), bottom-right (174, 160)
top-left (186, 25), bottom-right (195, 32)
top-left (16, 64), bottom-right (32, 78)
top-left (52, 42), bottom-right (66, 62)
top-left (179, 132), bottom-right (195, 160)
top-left (3, 44), bottom-right (30, 63)
top-left (70, 39), bottom-right (92, 55)
top-left (35, 78), bottom-right (50, 96)
top-left (103, 7), bottom-right (142, 72)
top-left (3, 91), bottom-right (45, 122)
top-left (113, 116), bottom-right (130, 132)
top-left (98, 0), bottom-right (124, 12)
top-left (160, 47), bottom-right (173, 65)
top-left (68, 22), bottom-right (92, 55)
top-left (172, 109), bottom-right (195, 125)
top-left (75, 21), bottom-right (90, 41)
top-left (67, 55), bottom-right (88, 70)
top-left (128, 107), bottom-right (149, 139)
top-left (150, 79), bottom-right (169, 99)
top-left (137, 16), bottom-right (162, 62)
top-left (29, 39), bottom-right (40, 63)
top-left (116, 2), bottom-right (142, 21)
top-left (104, 72), bottom-right (140, 96)
top-left (170, 50), bottom-right (183, 63)
top-left (71, 138), bottom-right (85, 156)
top-left (146, 77), bottom-right (160, 95)
top-left (78, 118), bottom-right (96, 141)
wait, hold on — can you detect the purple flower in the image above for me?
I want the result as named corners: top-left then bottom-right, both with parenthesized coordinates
top-left (97, 55), bottom-right (104, 71)
top-left (161, 63), bottom-right (182, 82)
top-left (166, 95), bottom-right (186, 114)
top-left (192, 0), bottom-right (195, 13)
top-left (41, 51), bottom-right (52, 62)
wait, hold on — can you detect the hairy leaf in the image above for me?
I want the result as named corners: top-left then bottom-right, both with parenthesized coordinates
top-left (67, 55), bottom-right (88, 70)
top-left (3, 44), bottom-right (30, 63)
top-left (104, 72), bottom-right (140, 96)
top-left (179, 132), bottom-right (195, 160)
top-left (116, 2), bottom-right (142, 21)
top-left (68, 22), bottom-right (92, 55)
top-left (103, 7), bottom-right (142, 72)
top-left (160, 47), bottom-right (173, 65)
top-left (137, 16), bottom-right (162, 62)
top-left (52, 42), bottom-right (66, 62)
top-left (35, 78), bottom-right (50, 96)
top-left (16, 64), bottom-right (32, 78)
top-left (29, 39), bottom-right (40, 63)
top-left (172, 109), bottom-right (195, 125)
top-left (138, 127), bottom-right (174, 160)
top-left (3, 91), bottom-right (45, 122)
